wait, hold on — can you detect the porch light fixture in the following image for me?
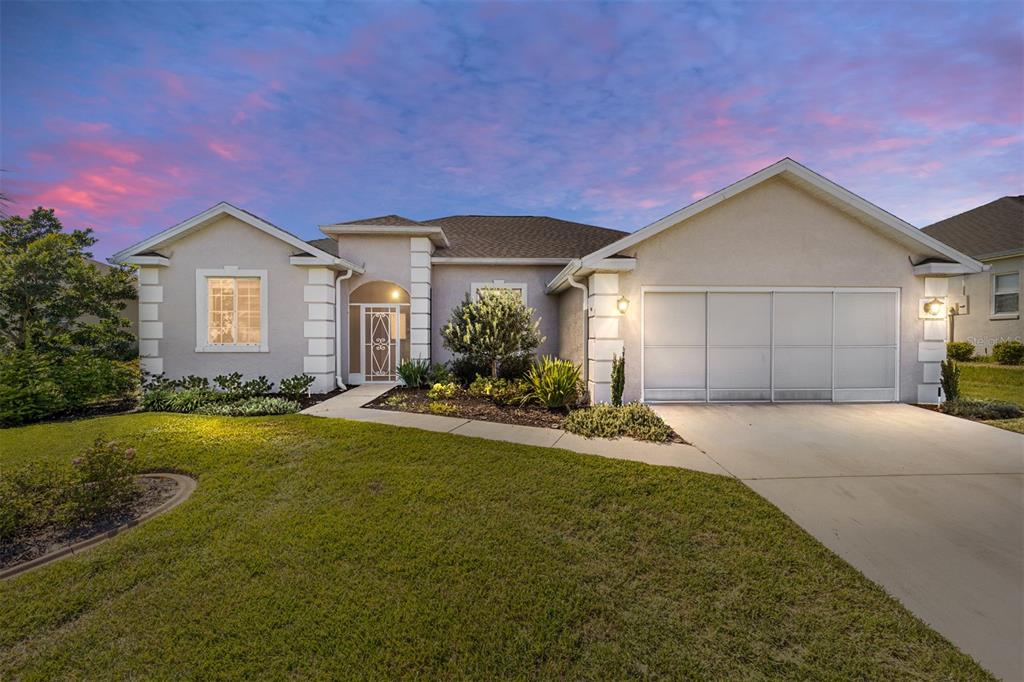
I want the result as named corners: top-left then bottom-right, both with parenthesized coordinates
top-left (616, 296), bottom-right (630, 314)
top-left (390, 288), bottom-right (401, 301)
top-left (920, 297), bottom-right (946, 319)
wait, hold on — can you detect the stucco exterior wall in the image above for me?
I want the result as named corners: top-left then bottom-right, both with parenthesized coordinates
top-left (611, 177), bottom-right (929, 403)
top-left (429, 264), bottom-right (563, 364)
top-left (155, 215), bottom-right (309, 384)
top-left (948, 255), bottom-right (1024, 354)
top-left (557, 286), bottom-right (585, 366)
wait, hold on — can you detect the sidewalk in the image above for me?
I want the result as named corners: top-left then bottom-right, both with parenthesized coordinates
top-left (301, 384), bottom-right (729, 476)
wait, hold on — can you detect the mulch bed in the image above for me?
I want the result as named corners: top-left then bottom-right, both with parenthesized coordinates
top-left (365, 387), bottom-right (568, 429)
top-left (294, 389), bottom-right (344, 410)
top-left (0, 475), bottom-right (180, 571)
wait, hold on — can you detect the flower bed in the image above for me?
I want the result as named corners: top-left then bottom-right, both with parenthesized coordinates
top-left (367, 387), bottom-right (566, 429)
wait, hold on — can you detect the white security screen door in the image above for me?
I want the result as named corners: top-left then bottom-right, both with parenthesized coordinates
top-left (642, 288), bottom-right (898, 403)
top-left (361, 304), bottom-right (401, 382)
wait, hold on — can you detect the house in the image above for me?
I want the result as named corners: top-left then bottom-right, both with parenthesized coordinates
top-left (111, 158), bottom-right (983, 405)
top-left (921, 196), bottom-right (1023, 355)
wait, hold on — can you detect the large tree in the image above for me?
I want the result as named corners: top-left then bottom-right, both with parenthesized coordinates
top-left (441, 288), bottom-right (544, 378)
top-left (0, 207), bottom-right (136, 358)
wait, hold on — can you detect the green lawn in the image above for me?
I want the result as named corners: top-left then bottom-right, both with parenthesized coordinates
top-left (959, 363), bottom-right (1024, 433)
top-left (1, 414), bottom-right (990, 679)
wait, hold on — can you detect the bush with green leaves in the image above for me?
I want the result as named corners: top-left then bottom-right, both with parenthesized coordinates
top-left (939, 398), bottom-right (1022, 420)
top-left (497, 353), bottom-right (535, 380)
top-left (441, 289), bottom-right (545, 378)
top-left (945, 342), bottom-right (974, 362)
top-left (279, 374), bottom-right (315, 399)
top-left (213, 372), bottom-right (242, 393)
top-left (992, 340), bottom-right (1024, 365)
top-left (427, 382), bottom-right (459, 400)
top-left (524, 356), bottom-right (581, 409)
top-left (467, 376), bottom-right (531, 406)
top-left (162, 388), bottom-right (227, 413)
top-left (563, 403), bottom-right (674, 442)
top-left (450, 356), bottom-right (489, 386)
top-left (0, 462), bottom-right (67, 543)
top-left (69, 437), bottom-right (140, 521)
top-left (610, 353), bottom-right (625, 407)
top-left (0, 350), bottom-right (139, 427)
top-left (397, 358), bottom-right (431, 388)
top-left (426, 362), bottom-right (453, 385)
top-left (428, 401), bottom-right (457, 415)
top-left (196, 397), bottom-right (301, 416)
top-left (940, 359), bottom-right (960, 402)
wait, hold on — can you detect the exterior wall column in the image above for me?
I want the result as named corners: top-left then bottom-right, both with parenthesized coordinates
top-left (137, 266), bottom-right (165, 377)
top-left (587, 272), bottom-right (624, 404)
top-left (917, 276), bottom-right (950, 404)
top-left (303, 267), bottom-right (336, 393)
top-left (410, 237), bottom-right (432, 360)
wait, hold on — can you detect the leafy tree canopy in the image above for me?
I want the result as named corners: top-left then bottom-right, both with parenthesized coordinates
top-left (441, 288), bottom-right (544, 378)
top-left (0, 207), bottom-right (137, 358)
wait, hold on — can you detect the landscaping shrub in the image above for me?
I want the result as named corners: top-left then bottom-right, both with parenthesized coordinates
top-left (992, 340), bottom-right (1024, 365)
top-left (563, 403), bottom-right (674, 442)
top-left (179, 375), bottom-right (211, 390)
top-left (239, 376), bottom-right (273, 397)
top-left (197, 397), bottom-right (301, 416)
top-left (162, 388), bottom-right (227, 413)
top-left (524, 356), bottom-right (581, 409)
top-left (69, 438), bottom-right (139, 522)
top-left (940, 359), bottom-right (960, 402)
top-left (945, 341), bottom-right (974, 362)
top-left (441, 289), bottom-right (544, 378)
top-left (427, 382), bottom-right (459, 400)
top-left (279, 374), bottom-right (315, 399)
top-left (0, 462), bottom-right (67, 543)
top-left (939, 398), bottom-right (1023, 420)
top-left (426, 362), bottom-right (453, 385)
top-left (467, 376), bottom-right (531, 406)
top-left (450, 356), bottom-right (490, 386)
top-left (213, 372), bottom-right (242, 393)
top-left (498, 353), bottom-right (535, 380)
top-left (0, 350), bottom-right (138, 427)
top-left (397, 358), bottom-right (431, 388)
top-left (610, 353), bottom-right (625, 407)
top-left (428, 401), bottom-right (457, 415)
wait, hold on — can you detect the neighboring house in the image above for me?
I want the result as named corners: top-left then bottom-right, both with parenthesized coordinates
top-left (921, 196), bottom-right (1023, 355)
top-left (111, 158), bottom-right (982, 405)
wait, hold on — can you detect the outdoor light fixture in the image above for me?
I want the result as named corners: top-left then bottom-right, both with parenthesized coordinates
top-left (390, 288), bottom-right (401, 300)
top-left (919, 297), bottom-right (946, 319)
top-left (616, 296), bottom-right (630, 314)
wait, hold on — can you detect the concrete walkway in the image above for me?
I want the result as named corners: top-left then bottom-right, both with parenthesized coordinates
top-left (654, 403), bottom-right (1024, 681)
top-left (301, 384), bottom-right (728, 476)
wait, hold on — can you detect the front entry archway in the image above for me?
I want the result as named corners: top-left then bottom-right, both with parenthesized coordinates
top-left (348, 281), bottom-right (410, 383)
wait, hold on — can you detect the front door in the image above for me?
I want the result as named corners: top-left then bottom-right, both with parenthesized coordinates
top-left (361, 304), bottom-right (401, 382)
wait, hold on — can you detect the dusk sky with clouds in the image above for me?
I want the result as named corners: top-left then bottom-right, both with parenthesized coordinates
top-left (2, 1), bottom-right (1021, 258)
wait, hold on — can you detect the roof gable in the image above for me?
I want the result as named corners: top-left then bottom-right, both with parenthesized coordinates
top-left (579, 158), bottom-right (983, 272)
top-left (922, 196), bottom-right (1023, 260)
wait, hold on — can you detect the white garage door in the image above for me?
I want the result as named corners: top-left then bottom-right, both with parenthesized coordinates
top-left (642, 288), bottom-right (899, 402)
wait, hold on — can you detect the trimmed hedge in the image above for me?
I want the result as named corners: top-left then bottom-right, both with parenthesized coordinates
top-left (945, 342), bottom-right (974, 362)
top-left (940, 398), bottom-right (1022, 421)
top-left (992, 340), bottom-right (1024, 365)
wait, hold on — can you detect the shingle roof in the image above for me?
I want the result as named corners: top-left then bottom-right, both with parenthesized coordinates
top-left (922, 196), bottom-right (1024, 259)
top-left (421, 215), bottom-right (626, 258)
top-left (306, 237), bottom-right (338, 256)
top-left (334, 214), bottom-right (425, 226)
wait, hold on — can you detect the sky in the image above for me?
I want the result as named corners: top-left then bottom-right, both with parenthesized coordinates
top-left (2, 1), bottom-right (1022, 259)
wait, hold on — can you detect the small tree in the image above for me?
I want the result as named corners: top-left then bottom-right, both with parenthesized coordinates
top-left (0, 208), bottom-right (136, 358)
top-left (610, 352), bottom-right (625, 406)
top-left (441, 289), bottom-right (544, 378)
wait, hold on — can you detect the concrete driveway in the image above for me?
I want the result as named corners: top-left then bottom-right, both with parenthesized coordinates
top-left (653, 403), bottom-right (1024, 681)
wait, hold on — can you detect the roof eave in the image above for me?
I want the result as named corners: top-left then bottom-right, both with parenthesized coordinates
top-left (318, 224), bottom-right (450, 248)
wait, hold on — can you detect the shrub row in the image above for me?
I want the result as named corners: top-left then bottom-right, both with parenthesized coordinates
top-left (992, 340), bottom-right (1024, 365)
top-left (0, 438), bottom-right (139, 543)
top-left (141, 372), bottom-right (309, 416)
top-left (939, 398), bottom-right (1022, 421)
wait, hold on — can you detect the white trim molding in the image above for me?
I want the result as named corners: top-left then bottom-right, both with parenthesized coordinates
top-left (410, 237), bottom-right (433, 360)
top-left (289, 254), bottom-right (365, 273)
top-left (547, 258), bottom-right (637, 293)
top-left (137, 266), bottom-right (164, 377)
top-left (433, 257), bottom-right (571, 266)
top-left (118, 255), bottom-right (170, 267)
top-left (991, 270), bottom-right (1021, 319)
top-left (194, 267), bottom-right (270, 353)
top-left (319, 224), bottom-right (450, 248)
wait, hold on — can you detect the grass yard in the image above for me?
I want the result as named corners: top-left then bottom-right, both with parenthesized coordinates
top-left (959, 363), bottom-right (1024, 433)
top-left (1, 414), bottom-right (990, 679)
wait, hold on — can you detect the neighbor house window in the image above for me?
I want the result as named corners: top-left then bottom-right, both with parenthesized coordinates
top-left (992, 273), bottom-right (1020, 316)
top-left (196, 268), bottom-right (268, 352)
top-left (472, 280), bottom-right (528, 305)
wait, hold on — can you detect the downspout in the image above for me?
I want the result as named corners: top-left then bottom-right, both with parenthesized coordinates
top-left (335, 269), bottom-right (354, 390)
top-left (566, 271), bottom-right (588, 384)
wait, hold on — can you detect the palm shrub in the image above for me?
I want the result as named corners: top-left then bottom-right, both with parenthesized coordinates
top-left (524, 356), bottom-right (581, 409)
top-left (610, 353), bottom-right (625, 406)
top-left (945, 342), bottom-right (974, 362)
top-left (939, 359), bottom-right (960, 402)
top-left (992, 340), bottom-right (1024, 365)
top-left (441, 289), bottom-right (544, 378)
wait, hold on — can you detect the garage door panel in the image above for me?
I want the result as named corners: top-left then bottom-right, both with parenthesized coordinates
top-left (773, 293), bottom-right (832, 346)
top-left (708, 347), bottom-right (770, 389)
top-left (836, 293), bottom-right (897, 346)
top-left (708, 293), bottom-right (771, 346)
top-left (835, 347), bottom-right (896, 389)
top-left (773, 347), bottom-right (831, 389)
top-left (643, 347), bottom-right (705, 389)
top-left (644, 293), bottom-right (705, 346)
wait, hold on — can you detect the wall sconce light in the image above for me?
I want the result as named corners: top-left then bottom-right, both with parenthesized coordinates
top-left (919, 297), bottom-right (946, 319)
top-left (616, 296), bottom-right (630, 314)
top-left (390, 288), bottom-right (401, 301)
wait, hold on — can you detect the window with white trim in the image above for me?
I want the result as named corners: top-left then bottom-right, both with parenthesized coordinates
top-left (471, 280), bottom-right (528, 305)
top-left (992, 272), bottom-right (1020, 316)
top-left (196, 268), bottom-right (268, 352)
